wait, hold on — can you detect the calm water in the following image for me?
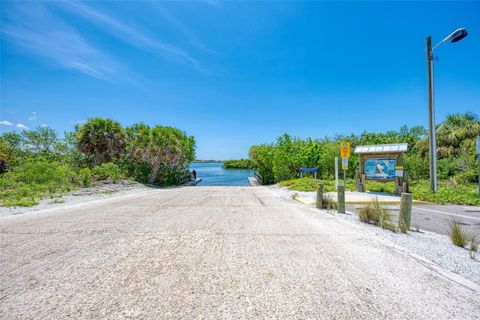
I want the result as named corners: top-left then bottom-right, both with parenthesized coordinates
top-left (189, 162), bottom-right (253, 186)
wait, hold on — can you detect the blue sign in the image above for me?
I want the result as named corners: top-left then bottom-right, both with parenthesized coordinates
top-left (299, 168), bottom-right (318, 173)
top-left (365, 158), bottom-right (396, 180)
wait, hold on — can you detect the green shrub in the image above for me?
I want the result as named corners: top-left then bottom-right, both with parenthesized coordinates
top-left (2, 198), bottom-right (38, 207)
top-left (223, 159), bottom-right (254, 169)
top-left (279, 178), bottom-right (356, 192)
top-left (15, 158), bottom-right (75, 185)
top-left (79, 168), bottom-right (92, 187)
top-left (0, 158), bottom-right (78, 207)
top-left (366, 181), bottom-right (396, 193)
top-left (279, 178), bottom-right (320, 191)
top-left (410, 180), bottom-right (480, 206)
top-left (448, 220), bottom-right (470, 247)
top-left (92, 162), bottom-right (121, 183)
top-left (358, 198), bottom-right (395, 231)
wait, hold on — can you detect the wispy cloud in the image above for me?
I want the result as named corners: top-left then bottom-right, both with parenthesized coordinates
top-left (59, 1), bottom-right (206, 73)
top-left (0, 120), bottom-right (13, 126)
top-left (16, 123), bottom-right (29, 130)
top-left (152, 4), bottom-right (217, 55)
top-left (28, 111), bottom-right (37, 121)
top-left (2, 3), bottom-right (125, 82)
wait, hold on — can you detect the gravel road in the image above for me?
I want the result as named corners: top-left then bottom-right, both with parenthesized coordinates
top-left (1, 186), bottom-right (479, 319)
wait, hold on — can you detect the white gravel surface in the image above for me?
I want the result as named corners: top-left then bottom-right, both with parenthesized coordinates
top-left (1, 186), bottom-right (479, 319)
top-left (270, 185), bottom-right (480, 286)
top-left (0, 180), bottom-right (151, 217)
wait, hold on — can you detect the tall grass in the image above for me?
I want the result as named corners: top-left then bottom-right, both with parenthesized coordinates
top-left (447, 220), bottom-right (470, 247)
top-left (358, 198), bottom-right (396, 231)
top-left (322, 195), bottom-right (337, 211)
top-left (470, 236), bottom-right (478, 260)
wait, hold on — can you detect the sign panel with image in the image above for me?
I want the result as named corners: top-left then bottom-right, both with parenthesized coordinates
top-left (365, 158), bottom-right (396, 180)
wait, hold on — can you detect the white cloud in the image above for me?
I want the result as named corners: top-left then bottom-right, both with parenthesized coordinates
top-left (59, 1), bottom-right (205, 73)
top-left (40, 123), bottom-right (49, 128)
top-left (16, 123), bottom-right (29, 129)
top-left (2, 3), bottom-right (125, 81)
top-left (152, 4), bottom-right (217, 55)
top-left (0, 120), bottom-right (13, 126)
top-left (28, 111), bottom-right (38, 121)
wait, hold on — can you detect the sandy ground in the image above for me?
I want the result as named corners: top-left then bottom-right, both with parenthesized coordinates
top-left (270, 185), bottom-right (480, 285)
top-left (1, 186), bottom-right (479, 319)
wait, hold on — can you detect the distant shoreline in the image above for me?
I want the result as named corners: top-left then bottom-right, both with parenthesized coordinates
top-left (191, 160), bottom-right (223, 163)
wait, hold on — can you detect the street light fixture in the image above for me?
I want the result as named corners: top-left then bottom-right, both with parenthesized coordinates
top-left (426, 27), bottom-right (468, 193)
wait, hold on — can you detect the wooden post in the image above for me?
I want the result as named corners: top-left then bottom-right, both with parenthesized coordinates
top-left (356, 169), bottom-right (362, 192)
top-left (337, 186), bottom-right (345, 214)
top-left (316, 184), bottom-right (324, 209)
top-left (399, 193), bottom-right (413, 233)
top-left (404, 171), bottom-right (409, 193)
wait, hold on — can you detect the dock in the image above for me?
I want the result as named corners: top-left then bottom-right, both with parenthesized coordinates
top-left (248, 176), bottom-right (260, 186)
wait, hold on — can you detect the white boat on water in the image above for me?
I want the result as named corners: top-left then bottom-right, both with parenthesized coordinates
top-left (189, 178), bottom-right (202, 186)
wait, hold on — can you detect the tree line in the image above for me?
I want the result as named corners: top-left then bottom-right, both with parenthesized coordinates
top-left (249, 112), bottom-right (480, 186)
top-left (0, 117), bottom-right (195, 206)
top-left (222, 159), bottom-right (254, 169)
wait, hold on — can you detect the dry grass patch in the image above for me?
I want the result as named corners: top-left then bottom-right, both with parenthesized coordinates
top-left (470, 236), bottom-right (478, 260)
top-left (322, 195), bottom-right (337, 211)
top-left (358, 198), bottom-right (396, 231)
top-left (448, 220), bottom-right (470, 248)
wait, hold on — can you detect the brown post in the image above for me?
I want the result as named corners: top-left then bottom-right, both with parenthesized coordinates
top-left (316, 184), bottom-right (324, 209)
top-left (399, 193), bottom-right (413, 233)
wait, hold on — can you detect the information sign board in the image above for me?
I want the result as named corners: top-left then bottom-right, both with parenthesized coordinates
top-left (365, 158), bottom-right (396, 180)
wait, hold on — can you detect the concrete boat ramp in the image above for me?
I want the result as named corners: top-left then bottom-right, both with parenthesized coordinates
top-left (1, 186), bottom-right (478, 319)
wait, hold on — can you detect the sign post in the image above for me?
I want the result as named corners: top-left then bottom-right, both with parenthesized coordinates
top-left (335, 156), bottom-right (339, 190)
top-left (340, 142), bottom-right (350, 188)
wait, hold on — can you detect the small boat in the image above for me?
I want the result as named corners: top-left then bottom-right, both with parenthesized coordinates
top-left (189, 178), bottom-right (202, 186)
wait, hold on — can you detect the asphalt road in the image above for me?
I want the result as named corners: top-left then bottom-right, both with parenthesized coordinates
top-left (347, 203), bottom-right (480, 235)
top-left (1, 187), bottom-right (479, 319)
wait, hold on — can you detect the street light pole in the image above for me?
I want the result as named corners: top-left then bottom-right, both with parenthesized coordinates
top-left (425, 28), bottom-right (468, 193)
top-left (426, 36), bottom-right (438, 193)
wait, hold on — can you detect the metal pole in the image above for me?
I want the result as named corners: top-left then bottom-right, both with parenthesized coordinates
top-left (335, 156), bottom-right (338, 190)
top-left (426, 36), bottom-right (438, 193)
top-left (343, 169), bottom-right (346, 188)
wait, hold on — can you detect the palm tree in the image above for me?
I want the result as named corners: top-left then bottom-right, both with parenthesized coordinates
top-left (76, 118), bottom-right (126, 165)
top-left (128, 124), bottom-right (195, 184)
top-left (436, 112), bottom-right (480, 157)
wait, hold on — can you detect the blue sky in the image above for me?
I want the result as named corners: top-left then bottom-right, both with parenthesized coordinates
top-left (1, 1), bottom-right (479, 159)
